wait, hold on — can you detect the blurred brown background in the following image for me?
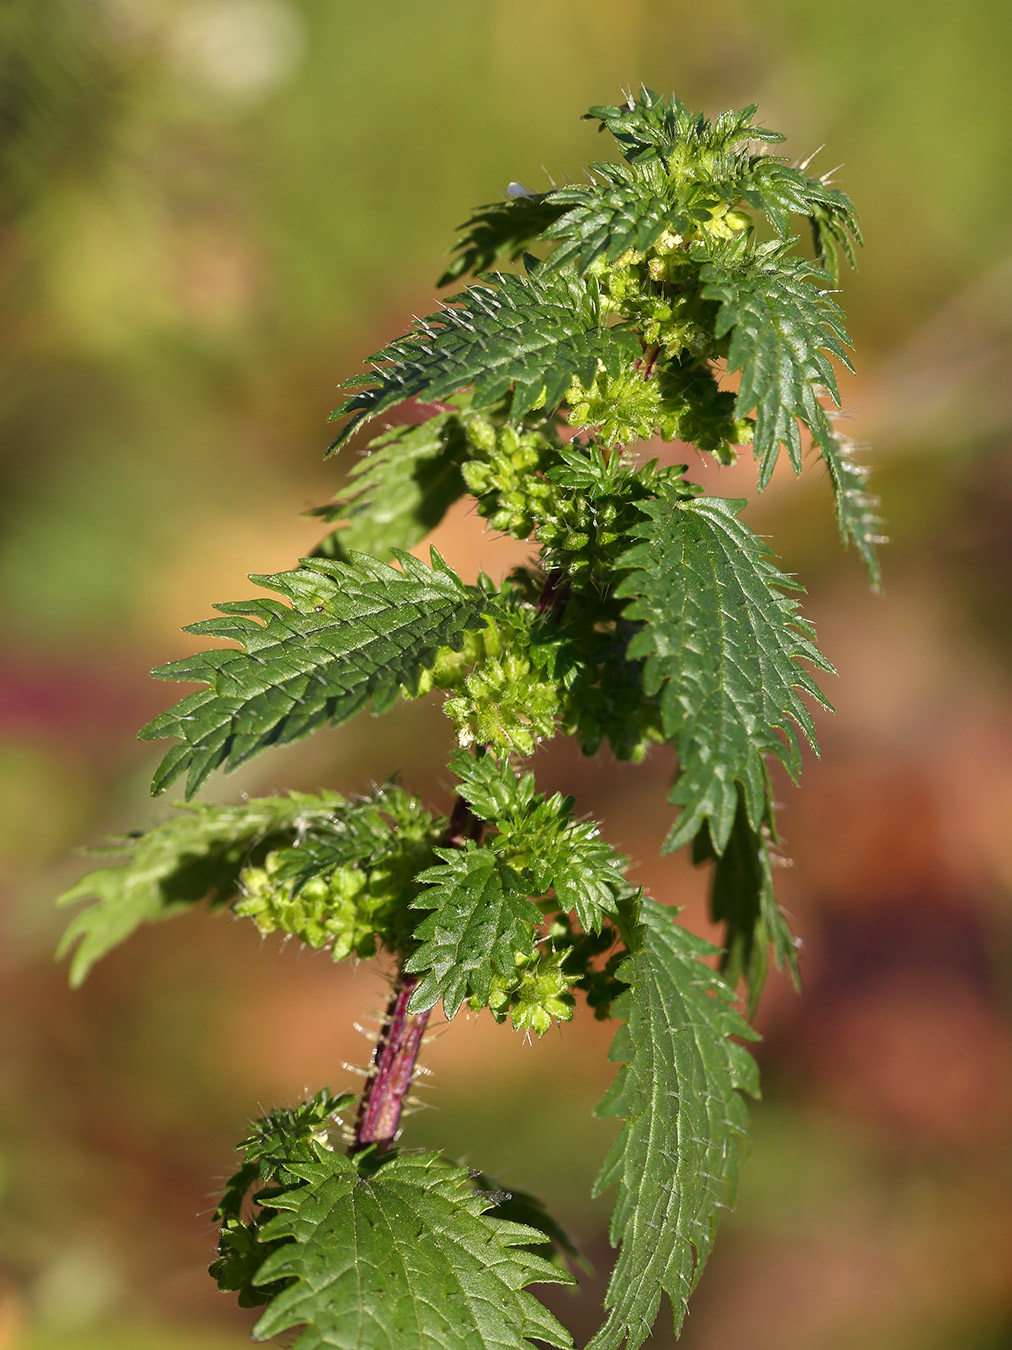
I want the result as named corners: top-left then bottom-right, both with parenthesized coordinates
top-left (2, 1), bottom-right (1012, 1346)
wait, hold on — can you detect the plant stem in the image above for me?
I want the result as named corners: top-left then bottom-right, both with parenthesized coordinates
top-left (350, 793), bottom-right (480, 1155)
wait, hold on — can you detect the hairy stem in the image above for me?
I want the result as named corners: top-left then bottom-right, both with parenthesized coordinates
top-left (350, 792), bottom-right (480, 1154)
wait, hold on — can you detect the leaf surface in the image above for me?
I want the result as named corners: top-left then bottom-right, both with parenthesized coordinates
top-left (617, 485), bottom-right (832, 851)
top-left (252, 1150), bottom-right (574, 1350)
top-left (405, 844), bottom-right (541, 1018)
top-left (330, 261), bottom-right (639, 450)
top-left (590, 900), bottom-right (758, 1350)
top-left (140, 549), bottom-right (490, 798)
top-left (700, 240), bottom-right (853, 486)
top-left (818, 430), bottom-right (884, 590)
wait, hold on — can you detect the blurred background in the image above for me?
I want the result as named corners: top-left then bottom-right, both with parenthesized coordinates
top-left (3, 1), bottom-right (1012, 1346)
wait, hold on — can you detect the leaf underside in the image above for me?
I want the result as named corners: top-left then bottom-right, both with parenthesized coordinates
top-left (311, 412), bottom-right (469, 561)
top-left (56, 793), bottom-right (343, 985)
top-left (139, 549), bottom-right (490, 798)
top-left (590, 899), bottom-right (758, 1350)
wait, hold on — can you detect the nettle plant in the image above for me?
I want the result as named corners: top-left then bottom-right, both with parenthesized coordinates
top-left (59, 90), bottom-right (881, 1349)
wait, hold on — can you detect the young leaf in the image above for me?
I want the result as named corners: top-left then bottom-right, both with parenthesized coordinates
top-left (818, 429), bottom-right (885, 590)
top-left (692, 793), bottom-right (800, 1016)
top-left (585, 89), bottom-right (782, 169)
top-left (251, 1150), bottom-right (574, 1350)
top-left (590, 899), bottom-right (758, 1350)
top-left (140, 549), bottom-right (493, 799)
top-left (742, 158), bottom-right (862, 280)
top-left (329, 260), bottom-right (640, 450)
top-left (405, 843), bottom-right (541, 1018)
top-left (310, 412), bottom-right (469, 561)
top-left (699, 240), bottom-right (853, 486)
top-left (617, 484), bottom-right (833, 852)
top-left (540, 162), bottom-right (694, 275)
top-left (57, 793), bottom-right (343, 986)
top-left (438, 191), bottom-right (567, 285)
top-left (451, 751), bottom-right (627, 932)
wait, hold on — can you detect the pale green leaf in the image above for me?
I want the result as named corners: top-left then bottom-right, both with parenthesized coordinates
top-left (57, 793), bottom-right (343, 986)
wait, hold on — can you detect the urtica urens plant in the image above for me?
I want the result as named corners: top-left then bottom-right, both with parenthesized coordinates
top-left (59, 89), bottom-right (882, 1349)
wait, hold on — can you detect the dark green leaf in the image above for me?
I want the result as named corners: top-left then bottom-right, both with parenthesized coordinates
top-left (617, 484), bottom-right (833, 852)
top-left (438, 191), bottom-right (567, 285)
top-left (590, 899), bottom-right (758, 1350)
top-left (252, 1150), bottom-right (574, 1349)
top-left (329, 261), bottom-right (639, 451)
top-left (140, 549), bottom-right (492, 798)
top-left (692, 794), bottom-right (800, 1016)
top-left (700, 240), bottom-right (853, 486)
top-left (405, 844), bottom-right (541, 1018)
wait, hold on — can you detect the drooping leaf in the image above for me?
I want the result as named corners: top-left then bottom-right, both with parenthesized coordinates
top-left (616, 484), bottom-right (833, 852)
top-left (818, 429), bottom-right (885, 590)
top-left (140, 549), bottom-right (493, 798)
top-left (405, 843), bottom-right (541, 1018)
top-left (699, 239), bottom-right (853, 486)
top-left (57, 793), bottom-right (343, 986)
top-left (590, 899), bottom-right (758, 1350)
top-left (329, 260), bottom-right (640, 451)
top-left (741, 157), bottom-right (861, 281)
top-left (251, 1150), bottom-right (574, 1350)
top-left (310, 412), bottom-right (469, 561)
top-left (438, 190), bottom-right (567, 285)
top-left (692, 792), bottom-right (800, 1016)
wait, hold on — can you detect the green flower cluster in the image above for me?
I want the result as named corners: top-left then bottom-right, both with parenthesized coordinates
top-left (483, 943), bottom-right (575, 1036)
top-left (235, 856), bottom-right (385, 961)
top-left (566, 358), bottom-right (751, 460)
top-left (460, 416), bottom-right (553, 539)
top-left (441, 610), bottom-right (561, 755)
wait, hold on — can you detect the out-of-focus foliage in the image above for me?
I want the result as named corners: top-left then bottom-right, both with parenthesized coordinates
top-left (3, 1), bottom-right (1012, 1347)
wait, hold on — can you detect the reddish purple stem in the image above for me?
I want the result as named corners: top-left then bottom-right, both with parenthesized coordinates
top-left (350, 792), bottom-right (480, 1155)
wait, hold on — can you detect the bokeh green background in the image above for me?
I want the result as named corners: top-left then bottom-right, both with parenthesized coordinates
top-left (3, 1), bottom-right (1012, 1346)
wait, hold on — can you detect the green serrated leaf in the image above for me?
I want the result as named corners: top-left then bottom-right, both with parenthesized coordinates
top-left (329, 260), bottom-right (640, 450)
top-left (617, 484), bottom-right (833, 852)
top-left (540, 163), bottom-right (692, 274)
top-left (438, 191), bottom-right (567, 285)
top-left (692, 793), bottom-right (800, 1016)
top-left (590, 899), bottom-right (758, 1350)
top-left (742, 157), bottom-right (861, 281)
top-left (57, 793), bottom-right (343, 985)
top-left (310, 412), bottom-right (469, 561)
top-left (251, 1150), bottom-right (574, 1350)
top-left (139, 549), bottom-right (492, 799)
top-left (405, 844), bottom-right (541, 1018)
top-left (818, 429), bottom-right (885, 590)
top-left (585, 89), bottom-right (782, 170)
top-left (699, 239), bottom-right (853, 486)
